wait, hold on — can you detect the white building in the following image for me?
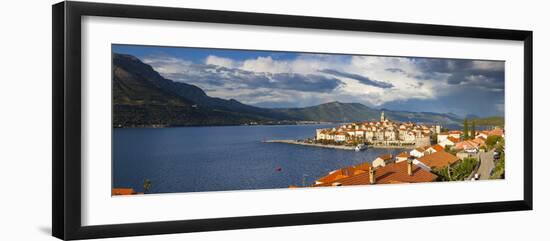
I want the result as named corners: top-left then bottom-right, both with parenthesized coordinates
top-left (334, 133), bottom-right (347, 142)
top-left (439, 137), bottom-right (459, 147)
top-left (410, 147), bottom-right (426, 158)
top-left (437, 133), bottom-right (449, 143)
top-left (372, 154), bottom-right (393, 168)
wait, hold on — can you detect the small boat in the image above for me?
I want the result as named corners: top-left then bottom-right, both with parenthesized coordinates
top-left (355, 144), bottom-right (367, 152)
top-left (276, 167), bottom-right (282, 172)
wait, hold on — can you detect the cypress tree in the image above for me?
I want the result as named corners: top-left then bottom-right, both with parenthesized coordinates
top-left (471, 121), bottom-right (476, 140)
top-left (463, 119), bottom-right (469, 139)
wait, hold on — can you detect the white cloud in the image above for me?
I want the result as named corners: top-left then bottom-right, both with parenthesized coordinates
top-left (140, 52), bottom-right (501, 115)
top-left (142, 56), bottom-right (193, 74)
top-left (241, 56), bottom-right (293, 73)
top-left (345, 56), bottom-right (438, 103)
top-left (205, 55), bottom-right (237, 68)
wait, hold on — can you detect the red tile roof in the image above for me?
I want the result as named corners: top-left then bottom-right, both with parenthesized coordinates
top-left (397, 152), bottom-right (411, 158)
top-left (430, 144), bottom-right (445, 152)
top-left (455, 140), bottom-right (480, 150)
top-left (354, 161), bottom-right (372, 171)
top-left (489, 128), bottom-right (504, 137)
top-left (447, 136), bottom-right (461, 143)
top-left (316, 170), bottom-right (349, 184)
top-left (416, 151), bottom-right (460, 169)
top-left (314, 161), bottom-right (436, 187)
top-left (377, 154), bottom-right (393, 161)
top-left (316, 162), bottom-right (371, 184)
top-left (112, 188), bottom-right (137, 196)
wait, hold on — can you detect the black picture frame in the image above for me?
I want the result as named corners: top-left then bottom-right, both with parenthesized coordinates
top-left (52, 1), bottom-right (533, 240)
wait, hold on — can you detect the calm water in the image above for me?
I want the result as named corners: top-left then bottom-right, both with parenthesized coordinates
top-left (113, 124), bottom-right (405, 194)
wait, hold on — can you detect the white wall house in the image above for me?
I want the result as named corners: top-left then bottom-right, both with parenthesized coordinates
top-left (395, 153), bottom-right (411, 163)
top-left (316, 129), bottom-right (324, 140)
top-left (334, 133), bottom-right (347, 142)
top-left (439, 138), bottom-right (457, 147)
top-left (404, 132), bottom-right (416, 142)
top-left (410, 148), bottom-right (425, 158)
top-left (437, 133), bottom-right (449, 143)
top-left (365, 131), bottom-right (374, 141)
top-left (372, 154), bottom-right (394, 168)
top-left (375, 131), bottom-right (385, 141)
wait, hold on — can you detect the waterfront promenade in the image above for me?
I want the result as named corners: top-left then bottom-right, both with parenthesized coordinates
top-left (264, 139), bottom-right (416, 150)
top-left (264, 140), bottom-right (357, 150)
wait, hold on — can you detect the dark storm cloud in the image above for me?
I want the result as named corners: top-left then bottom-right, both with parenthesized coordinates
top-left (262, 73), bottom-right (343, 92)
top-left (410, 58), bottom-right (505, 90)
top-left (158, 63), bottom-right (343, 93)
top-left (380, 85), bottom-right (504, 117)
top-left (321, 69), bottom-right (394, 88)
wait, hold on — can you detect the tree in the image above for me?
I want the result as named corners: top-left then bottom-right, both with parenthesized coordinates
top-left (485, 135), bottom-right (503, 149)
top-left (463, 119), bottom-right (469, 139)
top-left (491, 143), bottom-right (505, 179)
top-left (470, 120), bottom-right (476, 140)
top-left (143, 179), bottom-right (152, 194)
top-left (435, 158), bottom-right (478, 181)
top-left (434, 166), bottom-right (451, 181)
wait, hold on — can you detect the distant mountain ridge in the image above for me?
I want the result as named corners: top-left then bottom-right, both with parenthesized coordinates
top-left (112, 53), bottom-right (472, 127)
top-left (272, 102), bottom-right (462, 124)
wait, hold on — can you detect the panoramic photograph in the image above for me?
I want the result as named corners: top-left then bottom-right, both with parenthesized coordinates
top-left (111, 44), bottom-right (506, 196)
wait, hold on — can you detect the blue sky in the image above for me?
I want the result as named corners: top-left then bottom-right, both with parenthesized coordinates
top-left (113, 45), bottom-right (300, 63)
top-left (113, 44), bottom-right (505, 117)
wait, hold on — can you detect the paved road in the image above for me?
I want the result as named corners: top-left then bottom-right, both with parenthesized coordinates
top-left (477, 149), bottom-right (495, 180)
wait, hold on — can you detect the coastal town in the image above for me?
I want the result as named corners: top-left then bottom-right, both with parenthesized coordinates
top-left (265, 112), bottom-right (438, 151)
top-left (288, 112), bottom-right (506, 188)
top-left (314, 111), bottom-right (436, 148)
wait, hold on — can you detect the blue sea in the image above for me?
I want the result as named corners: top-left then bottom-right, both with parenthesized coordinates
top-left (113, 124), bottom-right (406, 194)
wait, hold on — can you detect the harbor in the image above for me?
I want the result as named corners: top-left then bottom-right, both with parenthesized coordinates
top-left (263, 139), bottom-right (358, 151)
top-left (264, 139), bottom-right (416, 151)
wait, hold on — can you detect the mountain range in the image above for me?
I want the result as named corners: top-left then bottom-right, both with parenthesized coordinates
top-left (113, 53), bottom-right (467, 127)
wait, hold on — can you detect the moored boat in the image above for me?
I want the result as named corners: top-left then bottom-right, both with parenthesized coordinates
top-left (355, 144), bottom-right (367, 152)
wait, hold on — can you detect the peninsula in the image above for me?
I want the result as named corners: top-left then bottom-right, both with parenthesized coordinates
top-left (266, 112), bottom-right (440, 150)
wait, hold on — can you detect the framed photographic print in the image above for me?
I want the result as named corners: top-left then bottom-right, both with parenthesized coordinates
top-left (52, 1), bottom-right (533, 240)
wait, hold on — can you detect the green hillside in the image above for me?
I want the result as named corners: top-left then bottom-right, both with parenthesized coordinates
top-left (471, 116), bottom-right (505, 127)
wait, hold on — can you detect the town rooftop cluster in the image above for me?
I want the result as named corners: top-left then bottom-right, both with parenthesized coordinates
top-left (315, 112), bottom-right (438, 147)
top-left (308, 113), bottom-right (505, 187)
